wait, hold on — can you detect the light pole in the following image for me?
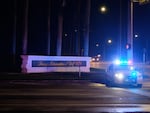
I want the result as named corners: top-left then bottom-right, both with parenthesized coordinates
top-left (127, 0), bottom-right (134, 62)
top-left (128, 0), bottom-right (149, 62)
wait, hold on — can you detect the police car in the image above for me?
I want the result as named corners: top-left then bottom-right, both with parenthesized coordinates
top-left (106, 60), bottom-right (143, 88)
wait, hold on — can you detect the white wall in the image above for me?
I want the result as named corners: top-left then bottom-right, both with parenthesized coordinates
top-left (21, 55), bottom-right (91, 73)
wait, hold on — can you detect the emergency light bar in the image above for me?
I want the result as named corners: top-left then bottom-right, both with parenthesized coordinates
top-left (113, 59), bottom-right (132, 65)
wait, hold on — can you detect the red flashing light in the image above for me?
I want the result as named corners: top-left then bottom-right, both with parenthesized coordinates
top-left (126, 44), bottom-right (131, 49)
top-left (128, 60), bottom-right (133, 65)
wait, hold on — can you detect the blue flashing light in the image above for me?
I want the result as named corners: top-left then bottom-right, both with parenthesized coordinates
top-left (131, 71), bottom-right (137, 78)
top-left (114, 59), bottom-right (121, 65)
top-left (130, 66), bottom-right (134, 70)
top-left (121, 60), bottom-right (128, 64)
top-left (113, 59), bottom-right (132, 65)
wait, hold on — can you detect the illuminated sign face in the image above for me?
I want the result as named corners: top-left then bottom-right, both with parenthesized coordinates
top-left (32, 61), bottom-right (86, 67)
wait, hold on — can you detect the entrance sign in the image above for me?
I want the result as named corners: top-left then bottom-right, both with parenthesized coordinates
top-left (21, 55), bottom-right (91, 73)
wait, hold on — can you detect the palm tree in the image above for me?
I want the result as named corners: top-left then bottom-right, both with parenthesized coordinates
top-left (22, 0), bottom-right (29, 55)
top-left (57, 0), bottom-right (66, 56)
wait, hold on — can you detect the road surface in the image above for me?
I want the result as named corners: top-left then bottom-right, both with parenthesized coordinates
top-left (0, 79), bottom-right (150, 112)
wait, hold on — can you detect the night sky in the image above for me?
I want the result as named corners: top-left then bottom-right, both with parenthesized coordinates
top-left (0, 0), bottom-right (150, 72)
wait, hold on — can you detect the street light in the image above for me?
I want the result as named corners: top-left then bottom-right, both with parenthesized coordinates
top-left (64, 33), bottom-right (68, 37)
top-left (99, 5), bottom-right (107, 14)
top-left (108, 39), bottom-right (112, 44)
top-left (96, 43), bottom-right (99, 47)
top-left (100, 6), bottom-right (106, 12)
top-left (134, 34), bottom-right (138, 38)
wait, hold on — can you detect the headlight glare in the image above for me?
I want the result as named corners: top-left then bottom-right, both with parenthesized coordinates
top-left (115, 73), bottom-right (124, 80)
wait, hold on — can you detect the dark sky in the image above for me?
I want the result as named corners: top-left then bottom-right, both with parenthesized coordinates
top-left (0, 0), bottom-right (150, 68)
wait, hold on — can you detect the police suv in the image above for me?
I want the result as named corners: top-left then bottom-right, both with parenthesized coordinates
top-left (106, 60), bottom-right (143, 88)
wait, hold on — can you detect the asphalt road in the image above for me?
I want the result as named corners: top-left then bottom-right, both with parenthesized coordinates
top-left (1, 78), bottom-right (150, 113)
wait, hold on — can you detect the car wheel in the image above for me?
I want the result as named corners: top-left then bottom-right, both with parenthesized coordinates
top-left (106, 81), bottom-right (115, 87)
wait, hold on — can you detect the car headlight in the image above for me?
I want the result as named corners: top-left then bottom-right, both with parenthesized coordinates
top-left (115, 73), bottom-right (124, 80)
